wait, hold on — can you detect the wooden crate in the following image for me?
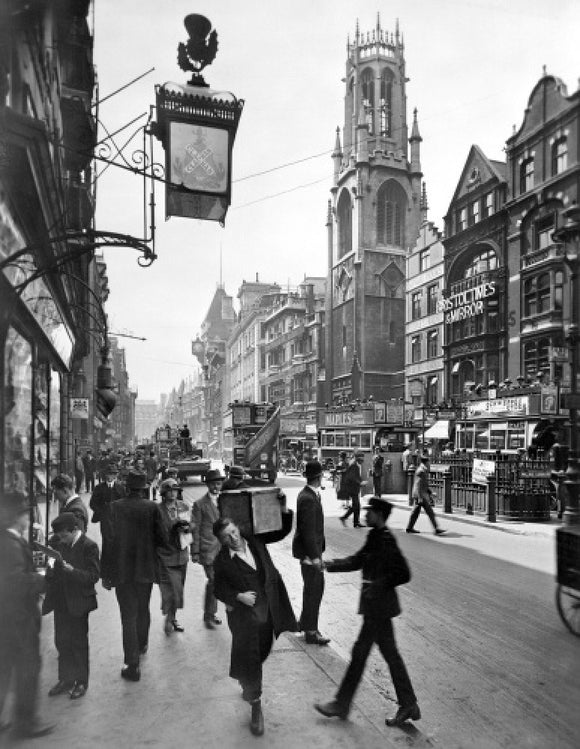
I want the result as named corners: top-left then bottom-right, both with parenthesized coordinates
top-left (218, 487), bottom-right (282, 536)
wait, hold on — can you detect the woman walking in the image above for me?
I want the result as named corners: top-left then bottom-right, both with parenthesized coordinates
top-left (157, 479), bottom-right (192, 634)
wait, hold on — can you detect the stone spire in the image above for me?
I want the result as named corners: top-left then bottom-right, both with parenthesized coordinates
top-left (409, 107), bottom-right (422, 174)
top-left (420, 182), bottom-right (429, 223)
top-left (332, 126), bottom-right (343, 184)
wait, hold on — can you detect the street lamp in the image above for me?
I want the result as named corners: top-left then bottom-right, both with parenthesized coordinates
top-left (553, 203), bottom-right (580, 526)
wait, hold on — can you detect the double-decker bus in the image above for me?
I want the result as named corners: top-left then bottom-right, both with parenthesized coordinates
top-left (222, 402), bottom-right (280, 483)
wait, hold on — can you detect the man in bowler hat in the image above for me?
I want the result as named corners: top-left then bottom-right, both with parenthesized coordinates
top-left (292, 460), bottom-right (330, 645)
top-left (108, 470), bottom-right (166, 681)
top-left (191, 468), bottom-right (225, 629)
top-left (315, 496), bottom-right (421, 728)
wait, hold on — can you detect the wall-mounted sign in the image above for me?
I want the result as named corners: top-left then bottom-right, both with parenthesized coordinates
top-left (540, 386), bottom-right (558, 415)
top-left (466, 396), bottom-right (530, 418)
top-left (322, 410), bottom-right (374, 427)
top-left (437, 281), bottom-right (497, 324)
top-left (70, 398), bottom-right (89, 419)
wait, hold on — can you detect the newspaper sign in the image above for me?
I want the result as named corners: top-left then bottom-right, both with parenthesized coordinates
top-left (472, 458), bottom-right (495, 486)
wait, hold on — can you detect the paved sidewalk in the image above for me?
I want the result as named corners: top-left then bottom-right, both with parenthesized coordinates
top-left (0, 520), bottom-right (406, 749)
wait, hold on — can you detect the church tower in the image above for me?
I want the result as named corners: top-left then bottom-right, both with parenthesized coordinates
top-left (325, 16), bottom-right (422, 404)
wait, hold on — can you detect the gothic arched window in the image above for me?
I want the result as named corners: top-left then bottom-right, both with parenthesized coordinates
top-left (360, 68), bottom-right (375, 135)
top-left (377, 180), bottom-right (407, 247)
top-left (379, 69), bottom-right (393, 136)
top-left (337, 189), bottom-right (352, 259)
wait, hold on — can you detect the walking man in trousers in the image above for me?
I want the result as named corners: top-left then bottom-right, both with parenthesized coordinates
top-left (315, 496), bottom-right (421, 728)
top-left (406, 454), bottom-right (446, 535)
top-left (108, 470), bottom-right (166, 681)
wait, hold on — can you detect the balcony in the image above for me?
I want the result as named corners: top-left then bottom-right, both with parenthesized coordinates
top-left (520, 243), bottom-right (565, 270)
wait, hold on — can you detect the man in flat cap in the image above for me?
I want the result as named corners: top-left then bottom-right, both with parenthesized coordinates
top-left (0, 492), bottom-right (54, 738)
top-left (315, 496), bottom-right (420, 728)
top-left (43, 513), bottom-right (100, 700)
top-left (51, 473), bottom-right (89, 533)
top-left (108, 470), bottom-right (166, 681)
top-left (221, 465), bottom-right (250, 491)
top-left (292, 460), bottom-right (330, 645)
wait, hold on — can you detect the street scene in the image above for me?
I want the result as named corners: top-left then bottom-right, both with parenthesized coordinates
top-left (1, 0), bottom-right (580, 747)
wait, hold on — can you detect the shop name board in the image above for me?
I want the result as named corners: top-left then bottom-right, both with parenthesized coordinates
top-left (466, 395), bottom-right (529, 418)
top-left (437, 281), bottom-right (496, 324)
top-left (322, 410), bottom-right (374, 427)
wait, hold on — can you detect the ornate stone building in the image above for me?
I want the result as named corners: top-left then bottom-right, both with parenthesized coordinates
top-left (325, 17), bottom-right (422, 405)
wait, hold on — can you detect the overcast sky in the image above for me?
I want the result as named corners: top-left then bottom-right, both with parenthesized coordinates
top-left (93, 0), bottom-right (580, 401)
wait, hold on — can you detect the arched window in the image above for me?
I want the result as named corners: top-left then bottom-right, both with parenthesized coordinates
top-left (379, 69), bottom-right (393, 136)
top-left (337, 190), bottom-right (352, 258)
top-left (360, 68), bottom-right (375, 134)
top-left (552, 137), bottom-right (568, 176)
top-left (464, 247), bottom-right (497, 277)
top-left (377, 180), bottom-right (407, 247)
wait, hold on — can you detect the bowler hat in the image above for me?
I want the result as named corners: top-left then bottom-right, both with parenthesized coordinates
top-left (51, 512), bottom-right (78, 532)
top-left (363, 496), bottom-right (393, 516)
top-left (228, 465), bottom-right (246, 479)
top-left (126, 470), bottom-right (147, 490)
top-left (205, 468), bottom-right (225, 483)
top-left (303, 460), bottom-right (323, 481)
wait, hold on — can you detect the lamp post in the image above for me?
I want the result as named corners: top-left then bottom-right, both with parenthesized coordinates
top-left (553, 203), bottom-right (580, 526)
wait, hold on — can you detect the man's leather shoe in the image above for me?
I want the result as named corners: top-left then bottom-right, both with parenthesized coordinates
top-left (434, 528), bottom-right (446, 535)
top-left (354, 523), bottom-right (365, 528)
top-left (12, 722), bottom-right (55, 739)
top-left (48, 679), bottom-right (72, 696)
top-left (69, 682), bottom-right (87, 700)
top-left (305, 631), bottom-right (330, 645)
top-left (172, 620), bottom-right (184, 632)
top-left (406, 528), bottom-right (420, 534)
top-left (250, 700), bottom-right (264, 736)
top-left (386, 701), bottom-right (421, 727)
top-left (204, 616), bottom-right (221, 629)
top-left (314, 700), bottom-right (348, 720)
top-left (121, 665), bottom-right (141, 682)
top-left (340, 516), bottom-right (346, 527)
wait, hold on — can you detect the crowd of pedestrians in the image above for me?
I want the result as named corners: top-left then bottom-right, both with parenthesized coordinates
top-left (0, 446), bottom-right (448, 740)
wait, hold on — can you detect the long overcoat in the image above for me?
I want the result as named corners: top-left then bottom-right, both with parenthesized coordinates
top-left (213, 510), bottom-right (297, 680)
top-left (191, 493), bottom-right (220, 565)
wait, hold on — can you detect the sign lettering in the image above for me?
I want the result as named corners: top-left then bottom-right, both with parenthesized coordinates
top-left (437, 281), bottom-right (497, 325)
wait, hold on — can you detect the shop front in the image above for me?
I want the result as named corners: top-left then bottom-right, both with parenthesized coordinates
top-left (1, 191), bottom-right (76, 544)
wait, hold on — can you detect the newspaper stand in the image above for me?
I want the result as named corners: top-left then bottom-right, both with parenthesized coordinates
top-left (218, 486), bottom-right (282, 537)
top-left (556, 525), bottom-right (580, 636)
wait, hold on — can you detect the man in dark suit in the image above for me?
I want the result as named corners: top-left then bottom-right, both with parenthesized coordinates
top-left (407, 454), bottom-right (446, 535)
top-left (340, 451), bottom-right (367, 527)
top-left (51, 473), bottom-right (89, 533)
top-left (0, 491), bottom-right (54, 738)
top-left (108, 470), bottom-right (166, 681)
top-left (213, 504), bottom-right (297, 737)
top-left (89, 462), bottom-right (125, 583)
top-left (292, 460), bottom-right (330, 645)
top-left (82, 449), bottom-right (97, 493)
top-left (191, 468), bottom-right (224, 629)
top-left (315, 496), bottom-right (421, 728)
top-left (43, 513), bottom-right (100, 700)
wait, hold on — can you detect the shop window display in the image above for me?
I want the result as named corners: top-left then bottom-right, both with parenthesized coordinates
top-left (3, 327), bottom-right (32, 494)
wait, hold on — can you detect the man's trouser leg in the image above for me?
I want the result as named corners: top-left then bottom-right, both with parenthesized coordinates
top-left (300, 564), bottom-right (324, 632)
top-left (376, 619), bottom-right (417, 707)
top-left (373, 476), bottom-right (382, 496)
top-left (335, 618), bottom-right (375, 711)
top-left (203, 564), bottom-right (217, 620)
top-left (116, 583), bottom-right (139, 667)
top-left (406, 503), bottom-right (422, 530)
top-left (422, 499), bottom-right (439, 530)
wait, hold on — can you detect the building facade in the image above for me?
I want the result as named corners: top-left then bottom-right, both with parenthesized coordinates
top-left (0, 0), bottom-right (98, 529)
top-left (325, 18), bottom-right (422, 405)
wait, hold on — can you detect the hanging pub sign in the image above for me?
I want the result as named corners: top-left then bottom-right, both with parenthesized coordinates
top-left (70, 398), bottom-right (89, 419)
top-left (152, 16), bottom-right (244, 225)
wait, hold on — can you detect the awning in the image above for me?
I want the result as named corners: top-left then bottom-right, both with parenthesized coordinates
top-left (423, 420), bottom-right (450, 440)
